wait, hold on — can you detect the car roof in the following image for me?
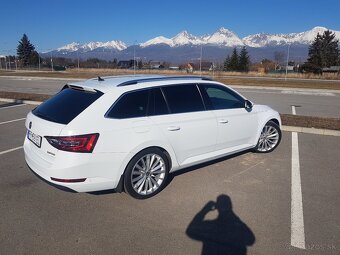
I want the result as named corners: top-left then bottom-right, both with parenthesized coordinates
top-left (68, 75), bottom-right (213, 93)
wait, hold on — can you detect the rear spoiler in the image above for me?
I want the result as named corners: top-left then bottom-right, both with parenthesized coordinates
top-left (62, 84), bottom-right (99, 93)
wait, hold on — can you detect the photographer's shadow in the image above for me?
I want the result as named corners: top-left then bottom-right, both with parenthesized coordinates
top-left (186, 195), bottom-right (255, 255)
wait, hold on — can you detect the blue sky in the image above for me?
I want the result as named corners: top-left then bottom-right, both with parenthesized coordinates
top-left (1, 0), bottom-right (339, 53)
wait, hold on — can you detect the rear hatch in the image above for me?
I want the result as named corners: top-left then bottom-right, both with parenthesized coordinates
top-left (25, 86), bottom-right (103, 164)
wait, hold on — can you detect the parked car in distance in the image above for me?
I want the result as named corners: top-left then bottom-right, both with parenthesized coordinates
top-left (24, 75), bottom-right (282, 199)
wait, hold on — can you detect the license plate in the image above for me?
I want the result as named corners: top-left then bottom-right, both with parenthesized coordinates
top-left (27, 130), bottom-right (42, 148)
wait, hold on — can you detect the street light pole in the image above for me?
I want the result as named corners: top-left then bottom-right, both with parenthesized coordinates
top-left (38, 53), bottom-right (41, 71)
top-left (133, 41), bottom-right (136, 76)
top-left (199, 44), bottom-right (202, 75)
top-left (212, 61), bottom-right (215, 78)
top-left (50, 52), bottom-right (54, 72)
top-left (8, 56), bottom-right (11, 70)
top-left (77, 48), bottom-right (80, 71)
top-left (285, 44), bottom-right (291, 81)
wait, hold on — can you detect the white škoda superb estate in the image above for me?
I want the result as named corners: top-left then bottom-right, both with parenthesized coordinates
top-left (24, 76), bottom-right (281, 199)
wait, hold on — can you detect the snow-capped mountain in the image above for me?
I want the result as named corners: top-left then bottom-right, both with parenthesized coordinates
top-left (242, 26), bottom-right (340, 47)
top-left (54, 26), bottom-right (339, 52)
top-left (57, 40), bottom-right (127, 52)
top-left (45, 26), bottom-right (339, 63)
top-left (140, 31), bottom-right (204, 47)
top-left (141, 26), bottom-right (340, 48)
top-left (172, 31), bottom-right (204, 46)
top-left (205, 27), bottom-right (244, 46)
top-left (140, 28), bottom-right (243, 48)
top-left (139, 36), bottom-right (174, 48)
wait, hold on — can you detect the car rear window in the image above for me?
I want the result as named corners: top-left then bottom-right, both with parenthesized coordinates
top-left (32, 87), bottom-right (103, 124)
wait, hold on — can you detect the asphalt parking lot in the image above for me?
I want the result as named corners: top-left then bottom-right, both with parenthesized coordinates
top-left (0, 101), bottom-right (339, 255)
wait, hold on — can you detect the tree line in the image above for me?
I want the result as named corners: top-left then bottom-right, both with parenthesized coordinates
top-left (302, 30), bottom-right (339, 73)
top-left (223, 47), bottom-right (250, 72)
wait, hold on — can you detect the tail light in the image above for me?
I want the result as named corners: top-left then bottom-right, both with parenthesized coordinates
top-left (45, 133), bottom-right (99, 153)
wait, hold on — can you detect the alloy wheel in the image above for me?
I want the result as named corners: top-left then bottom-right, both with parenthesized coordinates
top-left (131, 154), bottom-right (166, 195)
top-left (257, 125), bottom-right (280, 152)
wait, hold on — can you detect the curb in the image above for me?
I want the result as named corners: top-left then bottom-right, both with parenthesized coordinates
top-left (281, 125), bottom-right (340, 137)
top-left (0, 97), bottom-right (42, 106)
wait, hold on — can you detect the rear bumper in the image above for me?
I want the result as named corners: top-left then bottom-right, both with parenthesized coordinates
top-left (26, 163), bottom-right (77, 193)
top-left (24, 138), bottom-right (127, 193)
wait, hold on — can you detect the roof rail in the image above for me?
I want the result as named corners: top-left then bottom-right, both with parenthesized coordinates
top-left (117, 76), bottom-right (213, 87)
top-left (90, 74), bottom-right (163, 81)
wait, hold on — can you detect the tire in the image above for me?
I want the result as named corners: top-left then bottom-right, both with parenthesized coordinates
top-left (124, 148), bottom-right (169, 199)
top-left (254, 121), bottom-right (282, 153)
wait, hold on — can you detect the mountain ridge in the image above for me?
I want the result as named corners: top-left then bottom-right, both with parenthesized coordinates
top-left (54, 26), bottom-right (340, 53)
top-left (44, 26), bottom-right (339, 63)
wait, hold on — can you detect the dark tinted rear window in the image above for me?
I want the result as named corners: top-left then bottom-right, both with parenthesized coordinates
top-left (162, 84), bottom-right (204, 114)
top-left (148, 88), bottom-right (169, 116)
top-left (107, 89), bottom-right (149, 119)
top-left (32, 87), bottom-right (103, 124)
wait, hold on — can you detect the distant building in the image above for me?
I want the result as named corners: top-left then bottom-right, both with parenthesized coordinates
top-left (322, 66), bottom-right (340, 73)
top-left (149, 61), bottom-right (162, 69)
top-left (118, 60), bottom-right (137, 69)
top-left (186, 61), bottom-right (214, 71)
top-left (185, 63), bottom-right (194, 73)
top-left (275, 61), bottom-right (298, 72)
top-left (169, 66), bottom-right (180, 70)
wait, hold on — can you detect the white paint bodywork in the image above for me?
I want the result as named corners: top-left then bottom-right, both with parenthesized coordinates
top-left (24, 76), bottom-right (281, 192)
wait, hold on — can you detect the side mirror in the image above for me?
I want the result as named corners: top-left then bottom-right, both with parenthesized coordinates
top-left (245, 100), bottom-right (253, 110)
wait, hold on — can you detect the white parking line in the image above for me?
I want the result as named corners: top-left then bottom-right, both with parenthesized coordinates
top-left (0, 118), bottom-right (26, 125)
top-left (291, 105), bottom-right (296, 115)
top-left (0, 103), bottom-right (26, 110)
top-left (290, 106), bottom-right (306, 249)
top-left (0, 146), bottom-right (23, 155)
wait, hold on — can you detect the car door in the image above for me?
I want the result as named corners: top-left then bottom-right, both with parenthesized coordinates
top-left (105, 89), bottom-right (155, 152)
top-left (199, 84), bottom-right (258, 151)
top-left (148, 85), bottom-right (217, 166)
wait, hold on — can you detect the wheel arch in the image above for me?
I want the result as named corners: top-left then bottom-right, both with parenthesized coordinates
top-left (132, 145), bottom-right (173, 170)
top-left (117, 145), bottom-right (175, 195)
top-left (269, 118), bottom-right (280, 127)
top-left (254, 112), bottom-right (281, 145)
top-left (119, 141), bottom-right (178, 179)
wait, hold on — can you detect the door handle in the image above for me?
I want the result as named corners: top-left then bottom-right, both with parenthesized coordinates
top-left (167, 126), bottom-right (181, 131)
top-left (218, 119), bottom-right (229, 124)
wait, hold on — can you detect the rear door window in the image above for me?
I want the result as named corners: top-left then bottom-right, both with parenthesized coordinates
top-left (107, 89), bottom-right (149, 119)
top-left (148, 88), bottom-right (169, 116)
top-left (162, 84), bottom-right (204, 114)
top-left (32, 87), bottom-right (103, 124)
